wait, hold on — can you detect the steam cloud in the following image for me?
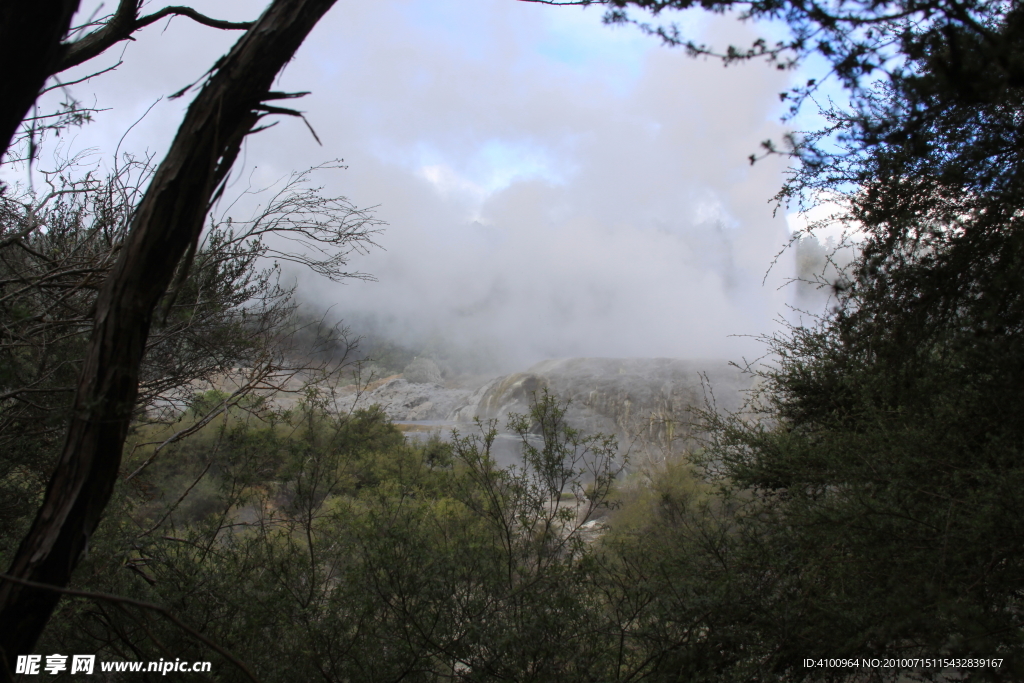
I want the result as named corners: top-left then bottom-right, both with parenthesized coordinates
top-left (40, 0), bottom-right (800, 371)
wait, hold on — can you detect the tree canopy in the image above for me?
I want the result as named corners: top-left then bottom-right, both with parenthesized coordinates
top-left (514, 0), bottom-right (1024, 678)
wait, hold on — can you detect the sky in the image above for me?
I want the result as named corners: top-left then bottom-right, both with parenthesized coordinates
top-left (30, 0), bottom-right (813, 371)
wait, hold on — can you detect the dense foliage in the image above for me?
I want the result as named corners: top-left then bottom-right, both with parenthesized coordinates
top-left (34, 393), bottom-right (643, 681)
top-left (670, 0), bottom-right (1024, 677)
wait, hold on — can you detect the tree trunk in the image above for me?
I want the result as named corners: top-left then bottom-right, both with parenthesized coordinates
top-left (0, 0), bottom-right (80, 161)
top-left (0, 0), bottom-right (336, 668)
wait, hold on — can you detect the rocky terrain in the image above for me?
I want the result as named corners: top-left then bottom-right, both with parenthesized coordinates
top-left (449, 357), bottom-right (749, 438)
top-left (349, 357), bottom-right (753, 463)
top-left (353, 375), bottom-right (472, 422)
top-left (185, 356), bottom-right (753, 464)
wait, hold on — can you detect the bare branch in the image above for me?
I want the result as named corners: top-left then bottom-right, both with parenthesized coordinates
top-left (136, 6), bottom-right (255, 32)
top-left (56, 0), bottom-right (137, 74)
top-left (39, 61), bottom-right (123, 95)
top-left (58, 2), bottom-right (255, 73)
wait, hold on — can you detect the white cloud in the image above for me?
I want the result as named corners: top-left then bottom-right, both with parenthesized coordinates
top-left (35, 0), bottom-right (808, 370)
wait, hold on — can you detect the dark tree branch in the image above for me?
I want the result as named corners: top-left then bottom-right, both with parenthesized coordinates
top-left (39, 61), bottom-right (124, 96)
top-left (0, 0), bottom-right (337, 665)
top-left (59, 1), bottom-right (255, 73)
top-left (0, 0), bottom-right (81, 161)
top-left (136, 5), bottom-right (256, 32)
top-left (56, 0), bottom-right (138, 74)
